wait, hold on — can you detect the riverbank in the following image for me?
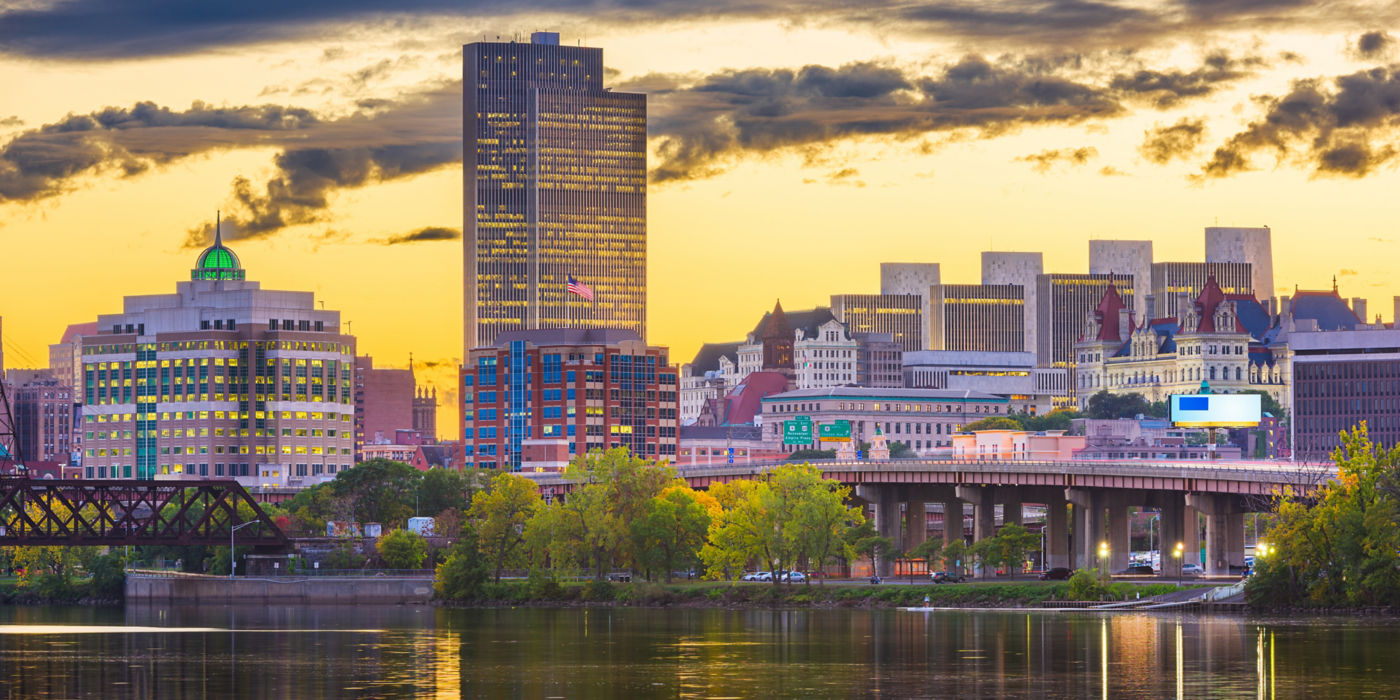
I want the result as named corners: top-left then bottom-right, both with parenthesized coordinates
top-left (0, 580), bottom-right (121, 606)
top-left (435, 579), bottom-right (1192, 609)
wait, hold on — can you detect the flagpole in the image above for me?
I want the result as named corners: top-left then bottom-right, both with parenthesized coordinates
top-left (566, 275), bottom-right (571, 329)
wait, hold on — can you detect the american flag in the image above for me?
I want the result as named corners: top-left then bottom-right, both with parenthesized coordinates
top-left (567, 275), bottom-right (594, 301)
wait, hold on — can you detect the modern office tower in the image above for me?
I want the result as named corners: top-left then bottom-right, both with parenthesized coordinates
top-left (1352, 298), bottom-right (1369, 324)
top-left (880, 263), bottom-right (940, 296)
top-left (1089, 240), bottom-right (1152, 321)
top-left (830, 294), bottom-right (924, 352)
top-left (79, 231), bottom-right (355, 482)
top-left (927, 284), bottom-right (1025, 353)
top-left (1150, 262), bottom-right (1252, 317)
top-left (460, 328), bottom-right (677, 470)
top-left (463, 32), bottom-right (647, 355)
top-left (354, 356), bottom-right (415, 453)
top-left (1291, 327), bottom-right (1400, 460)
top-left (1034, 273), bottom-right (1135, 407)
top-left (1206, 226), bottom-right (1274, 304)
top-left (851, 332), bottom-right (903, 388)
top-left (981, 252), bottom-right (1042, 353)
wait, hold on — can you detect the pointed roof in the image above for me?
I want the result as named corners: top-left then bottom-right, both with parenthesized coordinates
top-left (1093, 276), bottom-right (1127, 341)
top-left (1194, 274), bottom-right (1227, 332)
top-left (759, 300), bottom-right (793, 341)
top-left (1290, 288), bottom-right (1361, 331)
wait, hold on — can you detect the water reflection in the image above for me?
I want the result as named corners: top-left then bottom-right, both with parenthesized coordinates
top-left (1, 606), bottom-right (1399, 698)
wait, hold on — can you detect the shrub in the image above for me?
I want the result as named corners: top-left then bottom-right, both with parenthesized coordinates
top-left (87, 552), bottom-right (126, 600)
top-left (526, 568), bottom-right (563, 599)
top-left (1067, 569), bottom-right (1106, 601)
top-left (435, 545), bottom-right (490, 601)
top-left (376, 529), bottom-right (428, 569)
top-left (583, 579), bottom-right (615, 601)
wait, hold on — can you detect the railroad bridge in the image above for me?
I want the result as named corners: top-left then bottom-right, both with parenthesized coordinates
top-left (535, 458), bottom-right (1333, 577)
top-left (0, 478), bottom-right (288, 551)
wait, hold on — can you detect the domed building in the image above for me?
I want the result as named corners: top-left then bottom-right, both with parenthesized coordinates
top-left (78, 222), bottom-right (356, 485)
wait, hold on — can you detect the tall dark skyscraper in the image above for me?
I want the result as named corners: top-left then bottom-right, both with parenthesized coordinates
top-left (463, 32), bottom-right (647, 356)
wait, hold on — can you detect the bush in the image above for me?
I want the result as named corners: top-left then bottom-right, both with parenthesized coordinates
top-left (87, 552), bottom-right (126, 599)
top-left (526, 569), bottom-right (563, 600)
top-left (376, 529), bottom-right (428, 569)
top-left (1067, 569), bottom-right (1106, 601)
top-left (583, 579), bottom-right (615, 601)
top-left (435, 544), bottom-right (490, 601)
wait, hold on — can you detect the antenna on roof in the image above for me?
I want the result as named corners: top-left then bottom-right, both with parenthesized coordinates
top-left (215, 210), bottom-right (222, 245)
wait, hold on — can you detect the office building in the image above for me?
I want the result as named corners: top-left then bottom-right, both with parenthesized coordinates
top-left (1206, 226), bottom-right (1274, 304)
top-left (1089, 240), bottom-right (1152, 321)
top-left (760, 387), bottom-right (1011, 455)
top-left (354, 356), bottom-right (416, 454)
top-left (1290, 327), bottom-right (1400, 460)
top-left (14, 372), bottom-right (75, 463)
top-left (463, 33), bottom-right (647, 353)
top-left (880, 263), bottom-right (940, 296)
top-left (79, 230), bottom-right (356, 482)
top-left (1035, 273), bottom-right (1135, 407)
top-left (927, 284), bottom-right (1025, 353)
top-left (903, 350), bottom-right (1066, 413)
top-left (852, 332), bottom-right (903, 388)
top-left (459, 328), bottom-right (677, 470)
top-left (830, 294), bottom-right (924, 352)
top-left (981, 252), bottom-right (1042, 353)
top-left (1150, 262), bottom-right (1252, 318)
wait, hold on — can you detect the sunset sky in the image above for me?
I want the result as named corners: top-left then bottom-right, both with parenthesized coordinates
top-left (3, 1), bottom-right (1400, 435)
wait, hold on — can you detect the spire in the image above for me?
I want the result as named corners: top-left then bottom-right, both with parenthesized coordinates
top-left (214, 210), bottom-right (223, 247)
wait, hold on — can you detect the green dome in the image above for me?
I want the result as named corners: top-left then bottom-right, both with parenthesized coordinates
top-left (191, 227), bottom-right (246, 281)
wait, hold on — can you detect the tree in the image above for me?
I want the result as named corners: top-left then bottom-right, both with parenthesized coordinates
top-left (792, 471), bottom-right (865, 584)
top-left (786, 449), bottom-right (836, 461)
top-left (1013, 409), bottom-right (1080, 432)
top-left (468, 472), bottom-right (542, 582)
top-left (435, 527), bottom-right (491, 600)
top-left (845, 519), bottom-right (893, 578)
top-left (377, 529), bottom-right (428, 569)
top-left (1086, 391), bottom-right (1163, 419)
top-left (546, 483), bottom-right (622, 580)
top-left (976, 523), bottom-right (1040, 580)
top-left (631, 487), bottom-right (712, 582)
top-left (887, 441), bottom-right (915, 458)
top-left (417, 467), bottom-right (474, 517)
top-left (962, 417), bottom-right (1021, 432)
top-left (328, 458), bottom-right (422, 527)
top-left (939, 539), bottom-right (969, 577)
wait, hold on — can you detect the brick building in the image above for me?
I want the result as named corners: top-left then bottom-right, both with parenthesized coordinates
top-left (460, 328), bottom-right (678, 470)
top-left (354, 356), bottom-right (414, 453)
top-left (14, 373), bottom-right (76, 463)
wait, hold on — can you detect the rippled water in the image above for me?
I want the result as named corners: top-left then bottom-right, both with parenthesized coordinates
top-left (2, 603), bottom-right (1399, 697)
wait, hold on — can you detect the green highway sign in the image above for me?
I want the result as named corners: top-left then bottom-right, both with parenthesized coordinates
top-left (792, 415), bottom-right (812, 424)
top-left (783, 420), bottom-right (814, 445)
top-left (818, 420), bottom-right (852, 442)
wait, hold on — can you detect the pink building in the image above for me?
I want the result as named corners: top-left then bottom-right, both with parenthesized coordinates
top-left (949, 430), bottom-right (1086, 460)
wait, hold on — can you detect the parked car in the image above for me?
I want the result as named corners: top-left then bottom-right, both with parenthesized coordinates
top-left (1039, 567), bottom-right (1074, 581)
top-left (606, 571), bottom-right (632, 582)
top-left (1119, 565), bottom-right (1155, 575)
top-left (741, 571), bottom-right (770, 582)
top-left (782, 571), bottom-right (806, 583)
top-left (930, 571), bottom-right (964, 584)
top-left (1181, 563), bottom-right (1204, 577)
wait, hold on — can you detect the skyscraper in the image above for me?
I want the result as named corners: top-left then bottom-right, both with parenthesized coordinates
top-left (463, 33), bottom-right (647, 355)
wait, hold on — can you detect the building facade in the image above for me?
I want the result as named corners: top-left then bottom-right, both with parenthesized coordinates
top-left (1088, 240), bottom-right (1152, 322)
top-left (413, 386), bottom-right (438, 442)
top-left (679, 342), bottom-right (741, 425)
top-left (1206, 226), bottom-right (1274, 306)
top-left (902, 350), bottom-right (1066, 414)
top-left (1150, 262), bottom-right (1252, 318)
top-left (880, 262), bottom-right (940, 296)
top-left (981, 252), bottom-right (1042, 354)
top-left (1289, 327), bottom-right (1400, 461)
top-left (459, 328), bottom-right (677, 470)
top-left (463, 33), bottom-right (647, 353)
top-left (852, 332), bottom-right (903, 388)
top-left (354, 356), bottom-right (415, 454)
top-left (830, 294), bottom-right (924, 352)
top-left (14, 373), bottom-right (75, 463)
top-left (737, 304), bottom-right (856, 390)
top-left (1035, 273), bottom-right (1135, 408)
top-left (78, 231), bottom-right (355, 482)
top-left (928, 284), bottom-right (1026, 353)
top-left (761, 387), bottom-right (1012, 455)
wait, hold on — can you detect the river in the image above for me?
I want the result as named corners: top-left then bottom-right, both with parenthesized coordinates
top-left (2, 604), bottom-right (1398, 697)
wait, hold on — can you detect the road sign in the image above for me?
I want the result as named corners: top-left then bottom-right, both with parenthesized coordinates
top-left (783, 420), bottom-right (814, 445)
top-left (727, 447), bottom-right (735, 464)
top-left (818, 420), bottom-right (852, 441)
top-left (791, 415), bottom-right (812, 424)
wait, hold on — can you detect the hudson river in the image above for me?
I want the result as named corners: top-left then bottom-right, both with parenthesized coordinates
top-left (3, 604), bottom-right (1399, 697)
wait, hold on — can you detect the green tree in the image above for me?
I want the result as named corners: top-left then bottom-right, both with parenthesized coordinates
top-left (786, 449), bottom-right (836, 461)
top-left (1014, 409), bottom-right (1080, 432)
top-left (468, 472), bottom-right (543, 582)
top-left (887, 441), bottom-right (915, 458)
top-left (329, 458), bottom-right (423, 527)
top-left (846, 519), bottom-right (894, 578)
top-left (435, 527), bottom-right (491, 601)
top-left (961, 416), bottom-right (1021, 432)
top-left (1086, 391), bottom-right (1161, 419)
top-left (701, 463), bottom-right (845, 586)
top-left (792, 470), bottom-right (865, 584)
top-left (376, 529), bottom-right (428, 569)
top-left (631, 487), bottom-right (712, 582)
top-left (565, 447), bottom-right (677, 571)
top-left (974, 523), bottom-right (1040, 580)
top-left (545, 483), bottom-right (622, 580)
top-left (939, 539), bottom-right (969, 578)
top-left (417, 467), bottom-right (474, 517)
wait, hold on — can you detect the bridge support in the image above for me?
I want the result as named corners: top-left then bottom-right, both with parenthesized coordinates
top-left (1154, 492), bottom-right (1186, 580)
top-left (1189, 493), bottom-right (1245, 576)
top-left (1183, 504), bottom-right (1203, 568)
top-left (904, 498), bottom-right (927, 553)
top-left (1227, 512), bottom-right (1246, 569)
top-left (1106, 496), bottom-right (1131, 574)
top-left (1066, 488), bottom-right (1104, 571)
top-left (1003, 497), bottom-right (1022, 527)
top-left (956, 486), bottom-right (997, 578)
top-left (943, 498), bottom-right (965, 574)
top-left (1046, 494), bottom-right (1070, 570)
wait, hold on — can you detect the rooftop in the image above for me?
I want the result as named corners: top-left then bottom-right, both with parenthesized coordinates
top-left (762, 387), bottom-right (1007, 402)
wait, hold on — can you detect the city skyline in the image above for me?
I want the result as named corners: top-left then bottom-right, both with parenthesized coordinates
top-left (4, 6), bottom-right (1400, 439)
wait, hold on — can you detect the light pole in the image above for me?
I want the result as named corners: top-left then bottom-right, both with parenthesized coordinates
top-left (1173, 542), bottom-right (1184, 587)
top-left (1098, 541), bottom-right (1110, 577)
top-left (230, 521), bottom-right (256, 579)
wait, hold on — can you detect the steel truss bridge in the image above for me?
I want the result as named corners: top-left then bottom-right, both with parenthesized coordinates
top-left (0, 478), bottom-right (288, 550)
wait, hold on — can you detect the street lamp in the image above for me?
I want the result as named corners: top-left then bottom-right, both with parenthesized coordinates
top-left (230, 521), bottom-right (256, 579)
top-left (1098, 541), bottom-right (1110, 576)
top-left (1173, 542), bottom-right (1184, 586)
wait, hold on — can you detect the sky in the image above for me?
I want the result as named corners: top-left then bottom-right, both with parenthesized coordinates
top-left (3, 1), bottom-right (1400, 437)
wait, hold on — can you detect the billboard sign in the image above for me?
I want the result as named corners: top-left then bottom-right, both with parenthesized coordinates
top-left (1170, 394), bottom-right (1262, 427)
top-left (783, 420), bottom-right (814, 445)
top-left (818, 420), bottom-right (852, 441)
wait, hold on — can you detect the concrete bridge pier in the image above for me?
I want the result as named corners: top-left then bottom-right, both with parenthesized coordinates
top-left (943, 497), bottom-right (965, 574)
top-left (1105, 495), bottom-right (1132, 574)
top-left (904, 497), bottom-right (927, 553)
top-left (1189, 493), bottom-right (1244, 576)
top-left (1002, 496), bottom-right (1023, 527)
top-left (1066, 488), bottom-right (1104, 571)
top-left (1183, 504), bottom-right (1203, 568)
top-left (1227, 512), bottom-right (1247, 569)
top-left (1154, 492), bottom-right (1186, 579)
top-left (1046, 495), bottom-right (1070, 570)
top-left (956, 486), bottom-right (998, 577)
top-left (858, 485), bottom-right (902, 577)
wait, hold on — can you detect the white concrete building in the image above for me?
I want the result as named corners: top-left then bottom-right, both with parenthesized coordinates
top-left (981, 252), bottom-right (1043, 354)
top-left (1206, 226), bottom-right (1274, 307)
top-left (1089, 240), bottom-right (1153, 322)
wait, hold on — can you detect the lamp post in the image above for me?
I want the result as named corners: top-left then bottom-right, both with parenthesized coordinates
top-left (1098, 541), bottom-right (1110, 577)
top-left (230, 521), bottom-right (256, 579)
top-left (1173, 542), bottom-right (1184, 587)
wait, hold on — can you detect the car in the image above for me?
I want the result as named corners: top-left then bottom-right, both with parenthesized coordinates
top-left (1039, 567), bottom-right (1074, 581)
top-left (930, 571), bottom-right (964, 584)
top-left (607, 571), bottom-right (632, 582)
top-left (1119, 565), bottom-right (1155, 575)
top-left (782, 571), bottom-right (806, 583)
top-left (1181, 563), bottom-right (1204, 577)
top-left (741, 571), bottom-right (769, 582)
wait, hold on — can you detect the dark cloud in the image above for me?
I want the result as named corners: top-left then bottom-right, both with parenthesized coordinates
top-left (377, 226), bottom-right (461, 244)
top-left (1110, 52), bottom-right (1265, 108)
top-left (0, 116), bottom-right (21, 127)
top-left (1139, 117), bottom-right (1206, 164)
top-left (1015, 146), bottom-right (1098, 173)
top-left (1355, 31), bottom-right (1395, 59)
top-left (1199, 65), bottom-right (1400, 179)
top-left (646, 56), bottom-right (1125, 182)
top-left (3, 0), bottom-right (1395, 60)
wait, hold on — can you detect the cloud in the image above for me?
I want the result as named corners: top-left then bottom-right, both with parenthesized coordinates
top-left (802, 166), bottom-right (866, 186)
top-left (1099, 165), bottom-right (1129, 176)
top-left (1015, 146), bottom-right (1098, 173)
top-left (1139, 117), bottom-right (1206, 164)
top-left (377, 226), bottom-right (461, 244)
top-left (1355, 31), bottom-right (1395, 60)
top-left (1198, 65), bottom-right (1400, 179)
top-left (1339, 268), bottom-right (1359, 275)
top-left (1109, 51), bottom-right (1266, 108)
top-left (0, 115), bottom-right (21, 127)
